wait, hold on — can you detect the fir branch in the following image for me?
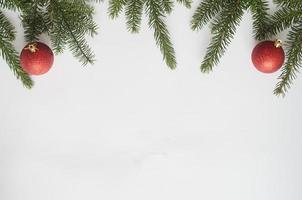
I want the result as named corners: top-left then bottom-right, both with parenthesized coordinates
top-left (249, 0), bottom-right (270, 40)
top-left (191, 0), bottom-right (223, 31)
top-left (21, 2), bottom-right (46, 42)
top-left (176, 0), bottom-right (192, 9)
top-left (274, 24), bottom-right (302, 96)
top-left (0, 12), bottom-right (33, 88)
top-left (108, 0), bottom-right (127, 18)
top-left (125, 0), bottom-right (143, 33)
top-left (0, 0), bottom-right (24, 10)
top-left (59, 9), bottom-right (95, 66)
top-left (113, 0), bottom-right (191, 69)
top-left (0, 10), bottom-right (15, 40)
top-left (161, 0), bottom-right (174, 14)
top-left (0, 39), bottom-right (34, 89)
top-left (274, 0), bottom-right (302, 8)
top-left (200, 1), bottom-right (244, 73)
top-left (46, 2), bottom-right (68, 54)
top-left (145, 0), bottom-right (177, 69)
top-left (48, 0), bottom-right (96, 66)
top-left (264, 8), bottom-right (302, 38)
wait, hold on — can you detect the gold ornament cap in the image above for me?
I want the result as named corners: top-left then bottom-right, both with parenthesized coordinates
top-left (274, 39), bottom-right (282, 48)
top-left (25, 42), bottom-right (39, 53)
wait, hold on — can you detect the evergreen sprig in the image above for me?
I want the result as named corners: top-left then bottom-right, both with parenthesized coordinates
top-left (0, 11), bottom-right (33, 88)
top-left (262, 0), bottom-right (302, 96)
top-left (274, 24), bottom-right (302, 96)
top-left (0, 0), bottom-right (24, 10)
top-left (145, 0), bottom-right (177, 69)
top-left (21, 2), bottom-right (46, 42)
top-left (125, 0), bottom-right (143, 33)
top-left (261, 7), bottom-right (302, 39)
top-left (250, 0), bottom-right (270, 40)
top-left (109, 0), bottom-right (127, 18)
top-left (191, 0), bottom-right (270, 73)
top-left (200, 1), bottom-right (245, 73)
top-left (274, 0), bottom-right (302, 8)
top-left (47, 0), bottom-right (97, 66)
top-left (109, 0), bottom-right (192, 69)
top-left (176, 0), bottom-right (192, 9)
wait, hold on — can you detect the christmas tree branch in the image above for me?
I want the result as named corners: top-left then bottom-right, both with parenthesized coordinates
top-left (48, 0), bottom-right (96, 66)
top-left (108, 0), bottom-right (127, 18)
top-left (145, 0), bottom-right (177, 69)
top-left (191, 0), bottom-right (223, 31)
top-left (111, 0), bottom-right (191, 69)
top-left (263, 8), bottom-right (302, 39)
top-left (249, 0), bottom-right (270, 40)
top-left (0, 11), bottom-right (33, 88)
top-left (273, 0), bottom-right (302, 8)
top-left (274, 24), bottom-right (302, 96)
top-left (21, 2), bottom-right (46, 42)
top-left (200, 1), bottom-right (245, 73)
top-left (0, 10), bottom-right (14, 40)
top-left (176, 0), bottom-right (192, 9)
top-left (0, 0), bottom-right (24, 10)
top-left (125, 0), bottom-right (143, 33)
top-left (161, 0), bottom-right (174, 14)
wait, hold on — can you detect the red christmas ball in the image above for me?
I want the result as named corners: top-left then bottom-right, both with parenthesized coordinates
top-left (20, 42), bottom-right (54, 75)
top-left (251, 40), bottom-right (285, 73)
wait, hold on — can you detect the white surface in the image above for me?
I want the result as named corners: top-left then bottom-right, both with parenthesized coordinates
top-left (1, 1), bottom-right (302, 200)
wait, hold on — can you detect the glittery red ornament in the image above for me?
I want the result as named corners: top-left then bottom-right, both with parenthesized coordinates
top-left (251, 40), bottom-right (285, 74)
top-left (20, 42), bottom-right (54, 75)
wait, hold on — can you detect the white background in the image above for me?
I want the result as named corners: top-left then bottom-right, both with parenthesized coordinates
top-left (1, 1), bottom-right (302, 200)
